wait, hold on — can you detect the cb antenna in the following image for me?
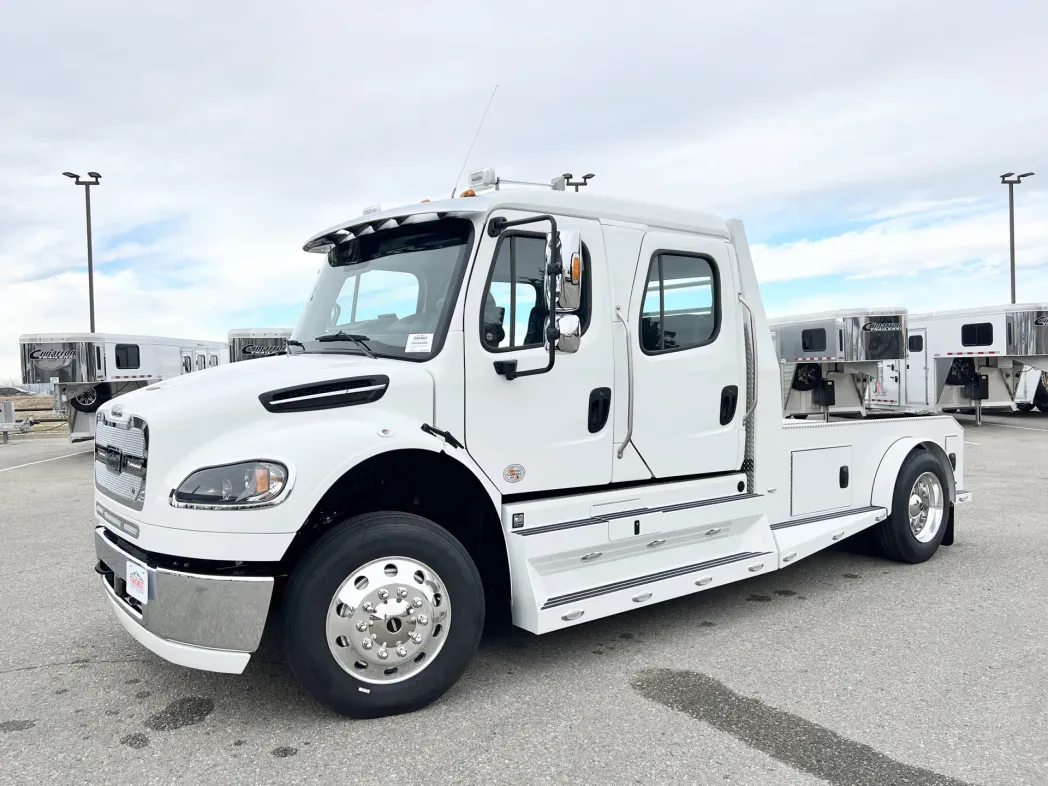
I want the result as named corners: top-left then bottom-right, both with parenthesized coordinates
top-left (450, 84), bottom-right (499, 198)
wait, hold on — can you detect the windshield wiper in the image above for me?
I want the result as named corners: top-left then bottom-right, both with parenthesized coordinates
top-left (314, 332), bottom-right (376, 358)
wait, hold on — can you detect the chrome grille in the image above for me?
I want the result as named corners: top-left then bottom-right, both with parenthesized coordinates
top-left (94, 414), bottom-right (149, 511)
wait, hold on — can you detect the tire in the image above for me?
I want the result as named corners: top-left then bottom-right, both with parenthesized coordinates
top-left (282, 511), bottom-right (485, 718)
top-left (790, 414), bottom-right (809, 420)
top-left (1017, 403), bottom-right (1035, 413)
top-left (871, 451), bottom-right (950, 564)
top-left (791, 363), bottom-right (821, 392)
top-left (69, 384), bottom-right (110, 413)
top-left (1039, 404), bottom-right (1048, 413)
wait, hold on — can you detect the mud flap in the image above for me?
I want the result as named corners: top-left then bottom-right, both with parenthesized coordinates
top-left (942, 505), bottom-right (955, 546)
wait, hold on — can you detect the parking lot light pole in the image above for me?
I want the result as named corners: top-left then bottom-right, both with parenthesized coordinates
top-left (1000, 171), bottom-right (1035, 304)
top-left (63, 171), bottom-right (102, 332)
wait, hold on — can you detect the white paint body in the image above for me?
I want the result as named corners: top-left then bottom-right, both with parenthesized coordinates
top-left (19, 332), bottom-right (228, 441)
top-left (89, 188), bottom-right (970, 674)
top-left (873, 304), bottom-right (1048, 414)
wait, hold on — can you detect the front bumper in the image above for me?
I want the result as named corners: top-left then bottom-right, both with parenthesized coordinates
top-left (94, 527), bottom-right (274, 674)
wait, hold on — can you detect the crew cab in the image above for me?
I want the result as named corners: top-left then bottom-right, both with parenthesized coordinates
top-left (91, 170), bottom-right (971, 718)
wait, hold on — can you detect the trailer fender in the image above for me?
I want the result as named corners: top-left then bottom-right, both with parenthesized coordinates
top-left (870, 437), bottom-right (958, 523)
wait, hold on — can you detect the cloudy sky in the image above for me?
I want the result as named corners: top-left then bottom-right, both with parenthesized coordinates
top-left (2, 0), bottom-right (1047, 379)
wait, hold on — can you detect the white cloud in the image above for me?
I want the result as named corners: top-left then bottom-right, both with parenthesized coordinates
top-left (2, 0), bottom-right (1048, 378)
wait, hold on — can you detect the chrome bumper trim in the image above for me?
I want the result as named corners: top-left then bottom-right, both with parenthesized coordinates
top-left (94, 526), bottom-right (274, 653)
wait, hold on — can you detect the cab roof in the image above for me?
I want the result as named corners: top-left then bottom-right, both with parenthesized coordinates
top-left (303, 189), bottom-right (732, 252)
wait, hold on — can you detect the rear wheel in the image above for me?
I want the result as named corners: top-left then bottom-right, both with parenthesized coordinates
top-left (871, 451), bottom-right (949, 564)
top-left (282, 511), bottom-right (485, 718)
top-left (1017, 403), bottom-right (1035, 413)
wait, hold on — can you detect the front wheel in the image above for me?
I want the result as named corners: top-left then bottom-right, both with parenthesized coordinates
top-left (871, 451), bottom-right (950, 564)
top-left (1017, 403), bottom-right (1035, 413)
top-left (282, 511), bottom-right (485, 718)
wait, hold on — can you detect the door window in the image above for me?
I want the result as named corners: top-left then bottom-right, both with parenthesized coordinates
top-left (801, 329), bottom-right (827, 353)
top-left (480, 233), bottom-right (591, 351)
top-left (208, 354), bottom-right (219, 367)
top-left (908, 334), bottom-right (924, 353)
top-left (182, 356), bottom-right (192, 373)
top-left (195, 355), bottom-right (206, 371)
top-left (640, 253), bottom-right (718, 353)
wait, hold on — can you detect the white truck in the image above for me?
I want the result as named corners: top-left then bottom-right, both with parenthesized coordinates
top-left (228, 328), bottom-right (293, 363)
top-left (90, 170), bottom-right (971, 719)
top-left (19, 333), bottom-right (228, 442)
top-left (873, 303), bottom-right (1048, 423)
top-left (769, 308), bottom-right (907, 420)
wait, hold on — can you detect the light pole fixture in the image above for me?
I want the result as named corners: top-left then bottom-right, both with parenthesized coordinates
top-left (63, 171), bottom-right (102, 332)
top-left (1000, 171), bottom-right (1035, 304)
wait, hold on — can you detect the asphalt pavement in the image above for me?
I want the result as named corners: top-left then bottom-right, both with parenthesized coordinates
top-left (1, 417), bottom-right (1046, 785)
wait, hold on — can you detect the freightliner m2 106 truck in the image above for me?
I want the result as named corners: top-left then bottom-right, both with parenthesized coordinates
top-left (91, 169), bottom-right (971, 718)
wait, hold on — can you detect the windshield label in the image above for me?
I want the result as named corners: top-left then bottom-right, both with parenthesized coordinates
top-left (405, 333), bottom-right (434, 353)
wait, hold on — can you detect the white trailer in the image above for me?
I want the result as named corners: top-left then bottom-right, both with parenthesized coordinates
top-left (88, 168), bottom-right (971, 719)
top-left (769, 308), bottom-right (907, 419)
top-left (873, 303), bottom-right (1048, 423)
top-left (228, 328), bottom-right (293, 363)
top-left (19, 333), bottom-right (228, 442)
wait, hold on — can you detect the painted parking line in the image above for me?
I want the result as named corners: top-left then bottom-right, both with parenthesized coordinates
top-left (0, 450), bottom-right (93, 473)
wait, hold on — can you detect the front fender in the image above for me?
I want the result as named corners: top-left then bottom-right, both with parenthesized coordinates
top-left (159, 410), bottom-right (500, 536)
top-left (870, 437), bottom-right (957, 515)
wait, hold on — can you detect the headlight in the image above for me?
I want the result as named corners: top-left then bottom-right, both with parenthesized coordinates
top-left (171, 461), bottom-right (289, 509)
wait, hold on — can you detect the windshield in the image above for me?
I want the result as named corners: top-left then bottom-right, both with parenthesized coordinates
top-left (293, 217), bottom-right (475, 360)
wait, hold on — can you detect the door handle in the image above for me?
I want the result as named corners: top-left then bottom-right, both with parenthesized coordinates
top-left (720, 385), bottom-right (739, 425)
top-left (588, 387), bottom-right (612, 433)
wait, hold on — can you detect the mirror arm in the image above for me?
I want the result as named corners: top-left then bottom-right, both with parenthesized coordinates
top-left (489, 214), bottom-right (562, 381)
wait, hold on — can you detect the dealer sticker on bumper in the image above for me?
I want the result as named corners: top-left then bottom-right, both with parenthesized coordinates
top-left (126, 560), bottom-right (149, 605)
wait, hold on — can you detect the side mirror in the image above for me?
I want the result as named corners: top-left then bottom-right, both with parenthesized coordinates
top-left (544, 229), bottom-right (583, 312)
top-left (545, 314), bottom-right (581, 354)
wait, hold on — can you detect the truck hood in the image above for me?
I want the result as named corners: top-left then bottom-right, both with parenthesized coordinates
top-left (98, 353), bottom-right (435, 436)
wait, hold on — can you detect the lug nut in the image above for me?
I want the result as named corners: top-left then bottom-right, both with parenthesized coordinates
top-left (410, 632), bottom-right (422, 644)
top-left (362, 602), bottom-right (375, 613)
top-left (412, 597), bottom-right (424, 609)
top-left (356, 621), bottom-right (367, 632)
top-left (396, 646), bottom-right (408, 657)
top-left (361, 638), bottom-right (373, 650)
top-left (418, 615), bottom-right (429, 626)
top-left (377, 649), bottom-right (389, 660)
top-left (378, 589), bottom-right (389, 600)
top-left (397, 587), bottom-right (408, 599)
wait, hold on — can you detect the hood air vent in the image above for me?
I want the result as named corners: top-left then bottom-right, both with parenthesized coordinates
top-left (259, 375), bottom-right (390, 413)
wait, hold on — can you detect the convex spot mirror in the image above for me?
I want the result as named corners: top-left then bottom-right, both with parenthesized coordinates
top-left (544, 229), bottom-right (583, 312)
top-left (545, 314), bottom-right (581, 354)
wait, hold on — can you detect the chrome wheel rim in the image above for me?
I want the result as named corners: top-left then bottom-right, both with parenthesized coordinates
top-left (76, 388), bottom-right (97, 406)
top-left (907, 471), bottom-right (944, 543)
top-left (325, 557), bottom-right (450, 685)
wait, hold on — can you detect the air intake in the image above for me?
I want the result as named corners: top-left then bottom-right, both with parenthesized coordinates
top-left (259, 376), bottom-right (389, 413)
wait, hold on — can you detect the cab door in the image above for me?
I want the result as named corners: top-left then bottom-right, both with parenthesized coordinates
top-left (462, 211), bottom-right (615, 495)
top-left (625, 233), bottom-right (744, 478)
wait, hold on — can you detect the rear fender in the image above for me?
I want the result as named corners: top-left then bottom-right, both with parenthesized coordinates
top-left (870, 437), bottom-right (957, 527)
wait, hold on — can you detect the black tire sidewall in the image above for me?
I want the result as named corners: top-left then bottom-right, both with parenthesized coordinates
top-left (889, 451), bottom-right (950, 563)
top-left (282, 512), bottom-right (485, 718)
top-left (70, 385), bottom-right (110, 413)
